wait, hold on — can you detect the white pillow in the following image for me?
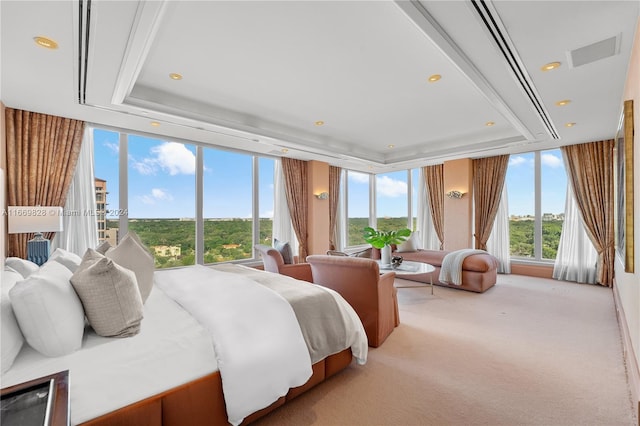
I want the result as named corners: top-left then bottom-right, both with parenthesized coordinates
top-left (9, 261), bottom-right (85, 357)
top-left (71, 249), bottom-right (143, 337)
top-left (5, 257), bottom-right (40, 279)
top-left (106, 232), bottom-right (155, 303)
top-left (396, 231), bottom-right (421, 253)
top-left (1, 268), bottom-right (25, 373)
top-left (49, 248), bottom-right (83, 272)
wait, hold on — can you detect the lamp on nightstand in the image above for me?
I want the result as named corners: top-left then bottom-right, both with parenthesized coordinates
top-left (8, 206), bottom-right (64, 265)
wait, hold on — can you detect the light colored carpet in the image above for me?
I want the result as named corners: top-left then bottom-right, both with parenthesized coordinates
top-left (254, 274), bottom-right (636, 426)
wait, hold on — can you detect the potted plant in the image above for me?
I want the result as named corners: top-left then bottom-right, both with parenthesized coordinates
top-left (363, 226), bottom-right (411, 265)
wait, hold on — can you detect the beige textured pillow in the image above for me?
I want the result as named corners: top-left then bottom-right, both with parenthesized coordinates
top-left (106, 232), bottom-right (155, 302)
top-left (95, 240), bottom-right (112, 254)
top-left (71, 249), bottom-right (143, 338)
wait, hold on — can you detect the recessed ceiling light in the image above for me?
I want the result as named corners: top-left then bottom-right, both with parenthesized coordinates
top-left (281, 148), bottom-right (289, 153)
top-left (555, 99), bottom-right (571, 106)
top-left (541, 61), bottom-right (561, 71)
top-left (315, 121), bottom-right (325, 126)
top-left (169, 73), bottom-right (183, 80)
top-left (388, 144), bottom-right (395, 149)
top-left (565, 122), bottom-right (576, 127)
top-left (150, 121), bottom-right (160, 127)
top-left (428, 74), bottom-right (441, 82)
top-left (485, 121), bottom-right (495, 127)
top-left (33, 36), bottom-right (58, 49)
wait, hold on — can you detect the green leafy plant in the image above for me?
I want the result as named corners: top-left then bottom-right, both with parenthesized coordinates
top-left (362, 226), bottom-right (411, 249)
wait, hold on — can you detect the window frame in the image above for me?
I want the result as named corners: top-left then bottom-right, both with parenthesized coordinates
top-left (92, 125), bottom-right (275, 267)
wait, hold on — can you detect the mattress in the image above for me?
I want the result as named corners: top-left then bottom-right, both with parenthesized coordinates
top-left (1, 286), bottom-right (218, 425)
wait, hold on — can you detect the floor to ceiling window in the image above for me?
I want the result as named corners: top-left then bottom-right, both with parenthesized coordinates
top-left (128, 135), bottom-right (197, 268)
top-left (341, 168), bottom-right (419, 249)
top-left (92, 129), bottom-right (120, 245)
top-left (203, 149), bottom-right (256, 263)
top-left (346, 171), bottom-right (371, 246)
top-left (92, 128), bottom-right (274, 268)
top-left (506, 149), bottom-right (566, 261)
top-left (375, 171), bottom-right (409, 232)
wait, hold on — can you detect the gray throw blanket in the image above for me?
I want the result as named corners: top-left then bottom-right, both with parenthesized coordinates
top-left (211, 264), bottom-right (348, 363)
top-left (439, 249), bottom-right (486, 285)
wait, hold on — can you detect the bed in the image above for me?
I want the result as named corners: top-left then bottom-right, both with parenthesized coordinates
top-left (1, 258), bottom-right (368, 426)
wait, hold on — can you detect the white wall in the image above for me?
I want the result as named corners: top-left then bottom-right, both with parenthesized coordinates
top-left (615, 15), bottom-right (640, 410)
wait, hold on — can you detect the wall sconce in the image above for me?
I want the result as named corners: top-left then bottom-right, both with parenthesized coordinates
top-left (8, 206), bottom-right (64, 265)
top-left (315, 192), bottom-right (329, 200)
top-left (446, 190), bottom-right (465, 199)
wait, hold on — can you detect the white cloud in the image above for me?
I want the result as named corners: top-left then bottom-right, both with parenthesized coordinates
top-left (261, 209), bottom-right (274, 219)
top-left (541, 153), bottom-right (563, 168)
top-left (130, 142), bottom-right (196, 176)
top-left (104, 141), bottom-right (119, 154)
top-left (140, 188), bottom-right (173, 205)
top-left (376, 175), bottom-right (407, 197)
top-left (130, 155), bottom-right (156, 175)
top-left (509, 156), bottom-right (528, 167)
top-left (151, 142), bottom-right (196, 175)
top-left (348, 171), bottom-right (370, 183)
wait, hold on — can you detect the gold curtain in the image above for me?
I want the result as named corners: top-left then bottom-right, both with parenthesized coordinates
top-left (473, 155), bottom-right (509, 251)
top-left (282, 158), bottom-right (309, 260)
top-left (424, 164), bottom-right (444, 250)
top-left (5, 108), bottom-right (85, 258)
top-left (562, 140), bottom-right (615, 286)
top-left (328, 166), bottom-right (342, 251)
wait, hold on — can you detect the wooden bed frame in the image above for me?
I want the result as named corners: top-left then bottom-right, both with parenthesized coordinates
top-left (81, 348), bottom-right (353, 426)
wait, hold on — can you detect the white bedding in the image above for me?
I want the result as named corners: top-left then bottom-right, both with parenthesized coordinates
top-left (2, 264), bottom-right (367, 426)
top-left (1, 286), bottom-right (217, 425)
top-left (155, 265), bottom-right (313, 426)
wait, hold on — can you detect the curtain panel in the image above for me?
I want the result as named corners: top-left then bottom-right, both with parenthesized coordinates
top-left (424, 165), bottom-right (444, 250)
top-left (561, 140), bottom-right (615, 286)
top-left (473, 155), bottom-right (509, 251)
top-left (5, 108), bottom-right (85, 258)
top-left (52, 127), bottom-right (99, 255)
top-left (486, 182), bottom-right (511, 273)
top-left (328, 166), bottom-right (342, 251)
top-left (281, 158), bottom-right (309, 260)
top-left (417, 167), bottom-right (441, 250)
top-left (272, 160), bottom-right (298, 254)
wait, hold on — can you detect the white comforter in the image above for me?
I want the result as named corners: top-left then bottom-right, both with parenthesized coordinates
top-left (155, 265), bottom-right (313, 426)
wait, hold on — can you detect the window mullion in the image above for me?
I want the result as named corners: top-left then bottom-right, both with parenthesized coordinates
top-left (195, 146), bottom-right (204, 265)
top-left (534, 151), bottom-right (542, 260)
top-left (118, 132), bottom-right (128, 240)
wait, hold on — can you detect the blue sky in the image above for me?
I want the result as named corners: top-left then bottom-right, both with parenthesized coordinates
top-left (94, 129), bottom-right (275, 219)
top-left (94, 129), bottom-right (566, 219)
top-left (506, 150), bottom-right (566, 216)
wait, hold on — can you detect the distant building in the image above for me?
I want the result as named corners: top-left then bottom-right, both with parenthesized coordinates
top-left (95, 178), bottom-right (107, 242)
top-left (222, 244), bottom-right (241, 249)
top-left (153, 245), bottom-right (181, 258)
top-left (104, 228), bottom-right (119, 247)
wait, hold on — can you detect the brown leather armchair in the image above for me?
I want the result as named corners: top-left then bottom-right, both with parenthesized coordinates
top-left (306, 255), bottom-right (399, 347)
top-left (255, 244), bottom-right (313, 282)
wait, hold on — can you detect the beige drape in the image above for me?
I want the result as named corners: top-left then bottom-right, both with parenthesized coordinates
top-left (473, 155), bottom-right (509, 251)
top-left (424, 165), bottom-right (444, 250)
top-left (5, 108), bottom-right (85, 258)
top-left (329, 166), bottom-right (342, 251)
top-left (282, 158), bottom-right (309, 260)
top-left (562, 140), bottom-right (615, 287)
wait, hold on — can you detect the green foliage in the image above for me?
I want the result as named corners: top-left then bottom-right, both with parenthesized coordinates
top-left (363, 226), bottom-right (411, 249)
top-left (108, 218), bottom-right (273, 269)
top-left (107, 216), bottom-right (564, 269)
top-left (509, 219), bottom-right (563, 259)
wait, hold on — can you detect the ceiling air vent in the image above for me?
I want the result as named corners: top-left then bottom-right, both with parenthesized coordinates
top-left (567, 35), bottom-right (619, 68)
